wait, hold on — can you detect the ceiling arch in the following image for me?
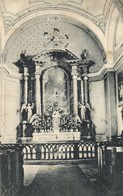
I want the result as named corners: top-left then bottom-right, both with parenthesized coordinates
top-left (3, 9), bottom-right (106, 52)
top-left (3, 12), bottom-right (107, 74)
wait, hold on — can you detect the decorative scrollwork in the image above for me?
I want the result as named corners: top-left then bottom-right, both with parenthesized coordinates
top-left (3, 17), bottom-right (14, 33)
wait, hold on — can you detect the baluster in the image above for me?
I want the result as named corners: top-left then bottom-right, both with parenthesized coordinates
top-left (46, 146), bottom-right (48, 160)
top-left (67, 145), bottom-right (70, 159)
top-left (41, 145), bottom-right (44, 160)
top-left (90, 144), bottom-right (92, 158)
top-left (61, 146), bottom-right (63, 159)
top-left (30, 145), bottom-right (33, 159)
top-left (59, 145), bottom-right (62, 159)
top-left (69, 145), bottom-right (71, 159)
top-left (65, 145), bottom-right (67, 159)
top-left (48, 145), bottom-right (52, 159)
top-left (84, 144), bottom-right (86, 158)
top-left (50, 146), bottom-right (53, 160)
top-left (44, 145), bottom-right (46, 160)
top-left (57, 145), bottom-right (59, 160)
top-left (52, 145), bottom-right (55, 159)
top-left (63, 145), bottom-right (65, 159)
top-left (86, 144), bottom-right (89, 158)
top-left (78, 144), bottom-right (81, 158)
top-left (88, 144), bottom-right (91, 158)
top-left (81, 144), bottom-right (83, 158)
top-left (23, 147), bottom-right (26, 160)
top-left (71, 145), bottom-right (74, 159)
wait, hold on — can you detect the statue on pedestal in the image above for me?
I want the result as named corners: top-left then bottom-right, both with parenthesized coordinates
top-left (20, 103), bottom-right (27, 121)
top-left (52, 110), bottom-right (61, 132)
top-left (78, 102), bottom-right (92, 122)
top-left (78, 102), bottom-right (86, 121)
top-left (85, 102), bottom-right (91, 121)
top-left (21, 103), bottom-right (34, 122)
top-left (26, 103), bottom-right (34, 121)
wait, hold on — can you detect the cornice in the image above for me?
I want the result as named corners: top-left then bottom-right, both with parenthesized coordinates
top-left (0, 64), bottom-right (22, 79)
top-left (113, 51), bottom-right (123, 71)
top-left (88, 64), bottom-right (115, 82)
top-left (89, 51), bottom-right (123, 81)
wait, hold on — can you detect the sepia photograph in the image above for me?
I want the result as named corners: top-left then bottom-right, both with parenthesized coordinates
top-left (0, 0), bottom-right (123, 195)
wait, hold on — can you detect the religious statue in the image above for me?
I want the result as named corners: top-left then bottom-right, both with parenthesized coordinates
top-left (78, 102), bottom-right (86, 121)
top-left (78, 102), bottom-right (92, 121)
top-left (52, 110), bottom-right (61, 132)
top-left (21, 103), bottom-right (34, 122)
top-left (85, 102), bottom-right (91, 121)
top-left (20, 103), bottom-right (27, 121)
top-left (81, 49), bottom-right (90, 61)
top-left (20, 50), bottom-right (26, 62)
top-left (26, 103), bottom-right (34, 121)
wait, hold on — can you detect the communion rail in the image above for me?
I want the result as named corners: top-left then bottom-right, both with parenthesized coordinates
top-left (23, 142), bottom-right (97, 161)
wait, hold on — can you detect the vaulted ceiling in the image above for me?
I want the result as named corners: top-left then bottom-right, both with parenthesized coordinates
top-left (1, 0), bottom-right (112, 35)
top-left (1, 0), bottom-right (123, 74)
top-left (2, 0), bottom-right (108, 17)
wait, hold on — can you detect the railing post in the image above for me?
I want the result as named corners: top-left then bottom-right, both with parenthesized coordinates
top-left (36, 144), bottom-right (41, 159)
top-left (97, 143), bottom-right (103, 175)
top-left (74, 143), bottom-right (79, 159)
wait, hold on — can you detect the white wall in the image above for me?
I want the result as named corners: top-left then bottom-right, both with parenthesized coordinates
top-left (89, 80), bottom-right (106, 135)
top-left (0, 66), bottom-right (21, 143)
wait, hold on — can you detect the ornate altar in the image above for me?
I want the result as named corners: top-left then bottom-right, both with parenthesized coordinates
top-left (16, 42), bottom-right (95, 142)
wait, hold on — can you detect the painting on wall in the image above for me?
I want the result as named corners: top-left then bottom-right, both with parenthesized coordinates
top-left (44, 67), bottom-right (69, 113)
top-left (118, 74), bottom-right (123, 105)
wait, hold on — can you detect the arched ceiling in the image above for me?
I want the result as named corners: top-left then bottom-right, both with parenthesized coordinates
top-left (1, 0), bottom-right (112, 35)
top-left (2, 0), bottom-right (108, 17)
top-left (3, 15), bottom-right (106, 73)
top-left (1, 0), bottom-right (123, 75)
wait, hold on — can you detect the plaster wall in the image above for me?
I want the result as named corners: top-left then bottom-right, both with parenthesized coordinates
top-left (0, 67), bottom-right (21, 143)
top-left (89, 80), bottom-right (106, 135)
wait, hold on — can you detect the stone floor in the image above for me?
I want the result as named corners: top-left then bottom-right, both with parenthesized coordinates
top-left (22, 164), bottom-right (107, 196)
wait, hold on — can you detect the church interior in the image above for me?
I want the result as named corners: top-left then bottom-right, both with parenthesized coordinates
top-left (0, 0), bottom-right (123, 195)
